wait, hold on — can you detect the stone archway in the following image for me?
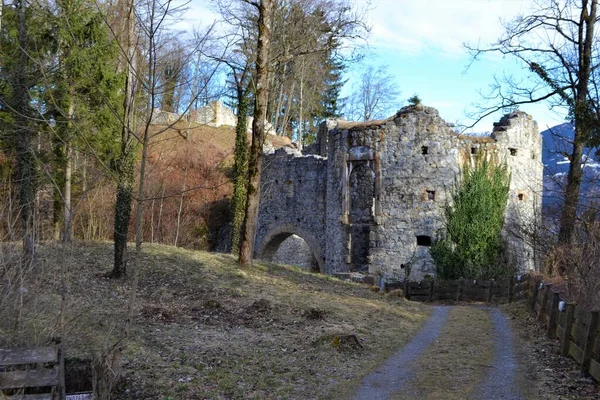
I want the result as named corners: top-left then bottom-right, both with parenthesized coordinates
top-left (256, 223), bottom-right (325, 271)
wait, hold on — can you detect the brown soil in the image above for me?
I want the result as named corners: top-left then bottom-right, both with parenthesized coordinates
top-left (502, 302), bottom-right (600, 399)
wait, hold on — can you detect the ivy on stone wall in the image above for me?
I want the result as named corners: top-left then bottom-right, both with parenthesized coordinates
top-left (431, 151), bottom-right (514, 280)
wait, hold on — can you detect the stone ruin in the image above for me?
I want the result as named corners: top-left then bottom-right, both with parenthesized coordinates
top-left (254, 105), bottom-right (543, 280)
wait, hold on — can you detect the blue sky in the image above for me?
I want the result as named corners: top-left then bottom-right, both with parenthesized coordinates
top-left (182, 0), bottom-right (568, 133)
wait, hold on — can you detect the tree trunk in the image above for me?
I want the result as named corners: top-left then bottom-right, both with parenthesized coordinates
top-left (112, 0), bottom-right (137, 278)
top-left (231, 86), bottom-right (249, 254)
top-left (62, 103), bottom-right (74, 242)
top-left (174, 167), bottom-right (187, 247)
top-left (280, 81), bottom-right (296, 139)
top-left (558, 0), bottom-right (597, 244)
top-left (14, 0), bottom-right (36, 265)
top-left (239, 0), bottom-right (274, 266)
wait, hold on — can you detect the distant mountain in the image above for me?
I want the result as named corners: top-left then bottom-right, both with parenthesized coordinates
top-left (541, 123), bottom-right (600, 209)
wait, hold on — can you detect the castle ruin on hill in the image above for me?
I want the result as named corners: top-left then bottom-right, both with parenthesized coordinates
top-left (254, 105), bottom-right (543, 279)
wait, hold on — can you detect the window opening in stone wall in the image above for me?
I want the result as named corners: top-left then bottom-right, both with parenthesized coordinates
top-left (416, 235), bottom-right (432, 246)
top-left (421, 146), bottom-right (428, 155)
top-left (471, 147), bottom-right (478, 155)
top-left (509, 148), bottom-right (518, 156)
top-left (285, 180), bottom-right (294, 197)
top-left (518, 193), bottom-right (525, 201)
top-left (426, 190), bottom-right (435, 201)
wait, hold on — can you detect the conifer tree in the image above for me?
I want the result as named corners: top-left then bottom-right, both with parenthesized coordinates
top-left (431, 152), bottom-right (513, 280)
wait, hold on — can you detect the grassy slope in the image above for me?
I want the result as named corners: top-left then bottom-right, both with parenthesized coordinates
top-left (1, 242), bottom-right (430, 399)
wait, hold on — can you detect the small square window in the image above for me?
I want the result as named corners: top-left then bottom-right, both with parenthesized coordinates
top-left (416, 235), bottom-right (432, 246)
top-left (426, 190), bottom-right (435, 201)
top-left (471, 147), bottom-right (477, 155)
top-left (509, 148), bottom-right (518, 156)
top-left (421, 146), bottom-right (428, 155)
top-left (518, 193), bottom-right (525, 201)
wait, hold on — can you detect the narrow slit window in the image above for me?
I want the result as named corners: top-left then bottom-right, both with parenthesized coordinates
top-left (421, 146), bottom-right (428, 155)
top-left (426, 190), bottom-right (435, 201)
top-left (416, 235), bottom-right (432, 246)
top-left (509, 148), bottom-right (518, 156)
top-left (471, 147), bottom-right (477, 155)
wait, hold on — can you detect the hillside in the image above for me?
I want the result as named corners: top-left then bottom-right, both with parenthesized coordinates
top-left (0, 242), bottom-right (429, 399)
top-left (68, 121), bottom-right (292, 251)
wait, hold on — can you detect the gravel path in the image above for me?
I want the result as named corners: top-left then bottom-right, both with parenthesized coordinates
top-left (353, 306), bottom-right (450, 400)
top-left (473, 307), bottom-right (524, 400)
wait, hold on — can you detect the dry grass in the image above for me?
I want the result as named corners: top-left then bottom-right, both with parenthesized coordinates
top-left (390, 306), bottom-right (495, 400)
top-left (0, 241), bottom-right (430, 399)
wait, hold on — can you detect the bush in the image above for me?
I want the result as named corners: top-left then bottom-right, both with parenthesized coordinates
top-left (431, 151), bottom-right (513, 280)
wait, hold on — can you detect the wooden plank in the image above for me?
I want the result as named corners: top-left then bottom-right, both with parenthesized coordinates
top-left (530, 278), bottom-right (540, 314)
top-left (0, 348), bottom-right (57, 366)
top-left (6, 394), bottom-right (55, 400)
top-left (589, 359), bottom-right (600, 383)
top-left (581, 312), bottom-right (599, 376)
top-left (539, 284), bottom-right (552, 324)
top-left (409, 295), bottom-right (430, 302)
top-left (575, 308), bottom-right (592, 326)
top-left (562, 303), bottom-right (576, 357)
top-left (557, 326), bottom-right (565, 342)
top-left (0, 368), bottom-right (59, 389)
top-left (548, 292), bottom-right (560, 339)
top-left (569, 341), bottom-right (584, 364)
top-left (572, 323), bottom-right (589, 347)
top-left (428, 280), bottom-right (435, 302)
top-left (457, 279), bottom-right (464, 301)
top-left (558, 309), bottom-right (566, 329)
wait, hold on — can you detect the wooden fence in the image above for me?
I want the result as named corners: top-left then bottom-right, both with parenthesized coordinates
top-left (529, 278), bottom-right (600, 382)
top-left (383, 275), bottom-right (530, 304)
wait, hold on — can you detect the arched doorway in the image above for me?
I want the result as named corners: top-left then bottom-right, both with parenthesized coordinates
top-left (256, 224), bottom-right (324, 272)
top-left (273, 234), bottom-right (319, 272)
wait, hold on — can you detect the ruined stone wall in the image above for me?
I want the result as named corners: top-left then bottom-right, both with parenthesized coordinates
top-left (255, 105), bottom-right (543, 279)
top-left (325, 106), bottom-right (542, 279)
top-left (254, 147), bottom-right (327, 269)
top-left (492, 112), bottom-right (543, 272)
top-left (190, 101), bottom-right (238, 127)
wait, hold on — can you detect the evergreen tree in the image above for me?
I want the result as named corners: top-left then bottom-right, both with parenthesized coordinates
top-left (430, 151), bottom-right (513, 280)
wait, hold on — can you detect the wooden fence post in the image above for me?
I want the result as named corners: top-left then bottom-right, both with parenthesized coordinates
top-left (539, 283), bottom-right (553, 323)
top-left (547, 291), bottom-right (560, 339)
top-left (456, 279), bottom-right (464, 302)
top-left (581, 311), bottom-right (599, 377)
top-left (561, 303), bottom-right (576, 357)
top-left (508, 277), bottom-right (514, 303)
top-left (530, 278), bottom-right (540, 314)
top-left (428, 280), bottom-right (435, 302)
top-left (487, 280), bottom-right (494, 303)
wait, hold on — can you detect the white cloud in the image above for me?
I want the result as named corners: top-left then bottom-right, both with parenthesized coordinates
top-left (368, 0), bottom-right (532, 57)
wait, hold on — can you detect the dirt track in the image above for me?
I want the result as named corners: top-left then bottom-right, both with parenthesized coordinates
top-left (353, 305), bottom-right (600, 400)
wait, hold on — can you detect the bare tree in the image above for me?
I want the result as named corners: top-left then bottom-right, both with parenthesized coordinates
top-left (466, 0), bottom-right (600, 244)
top-left (344, 64), bottom-right (400, 121)
top-left (239, 0), bottom-right (274, 266)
